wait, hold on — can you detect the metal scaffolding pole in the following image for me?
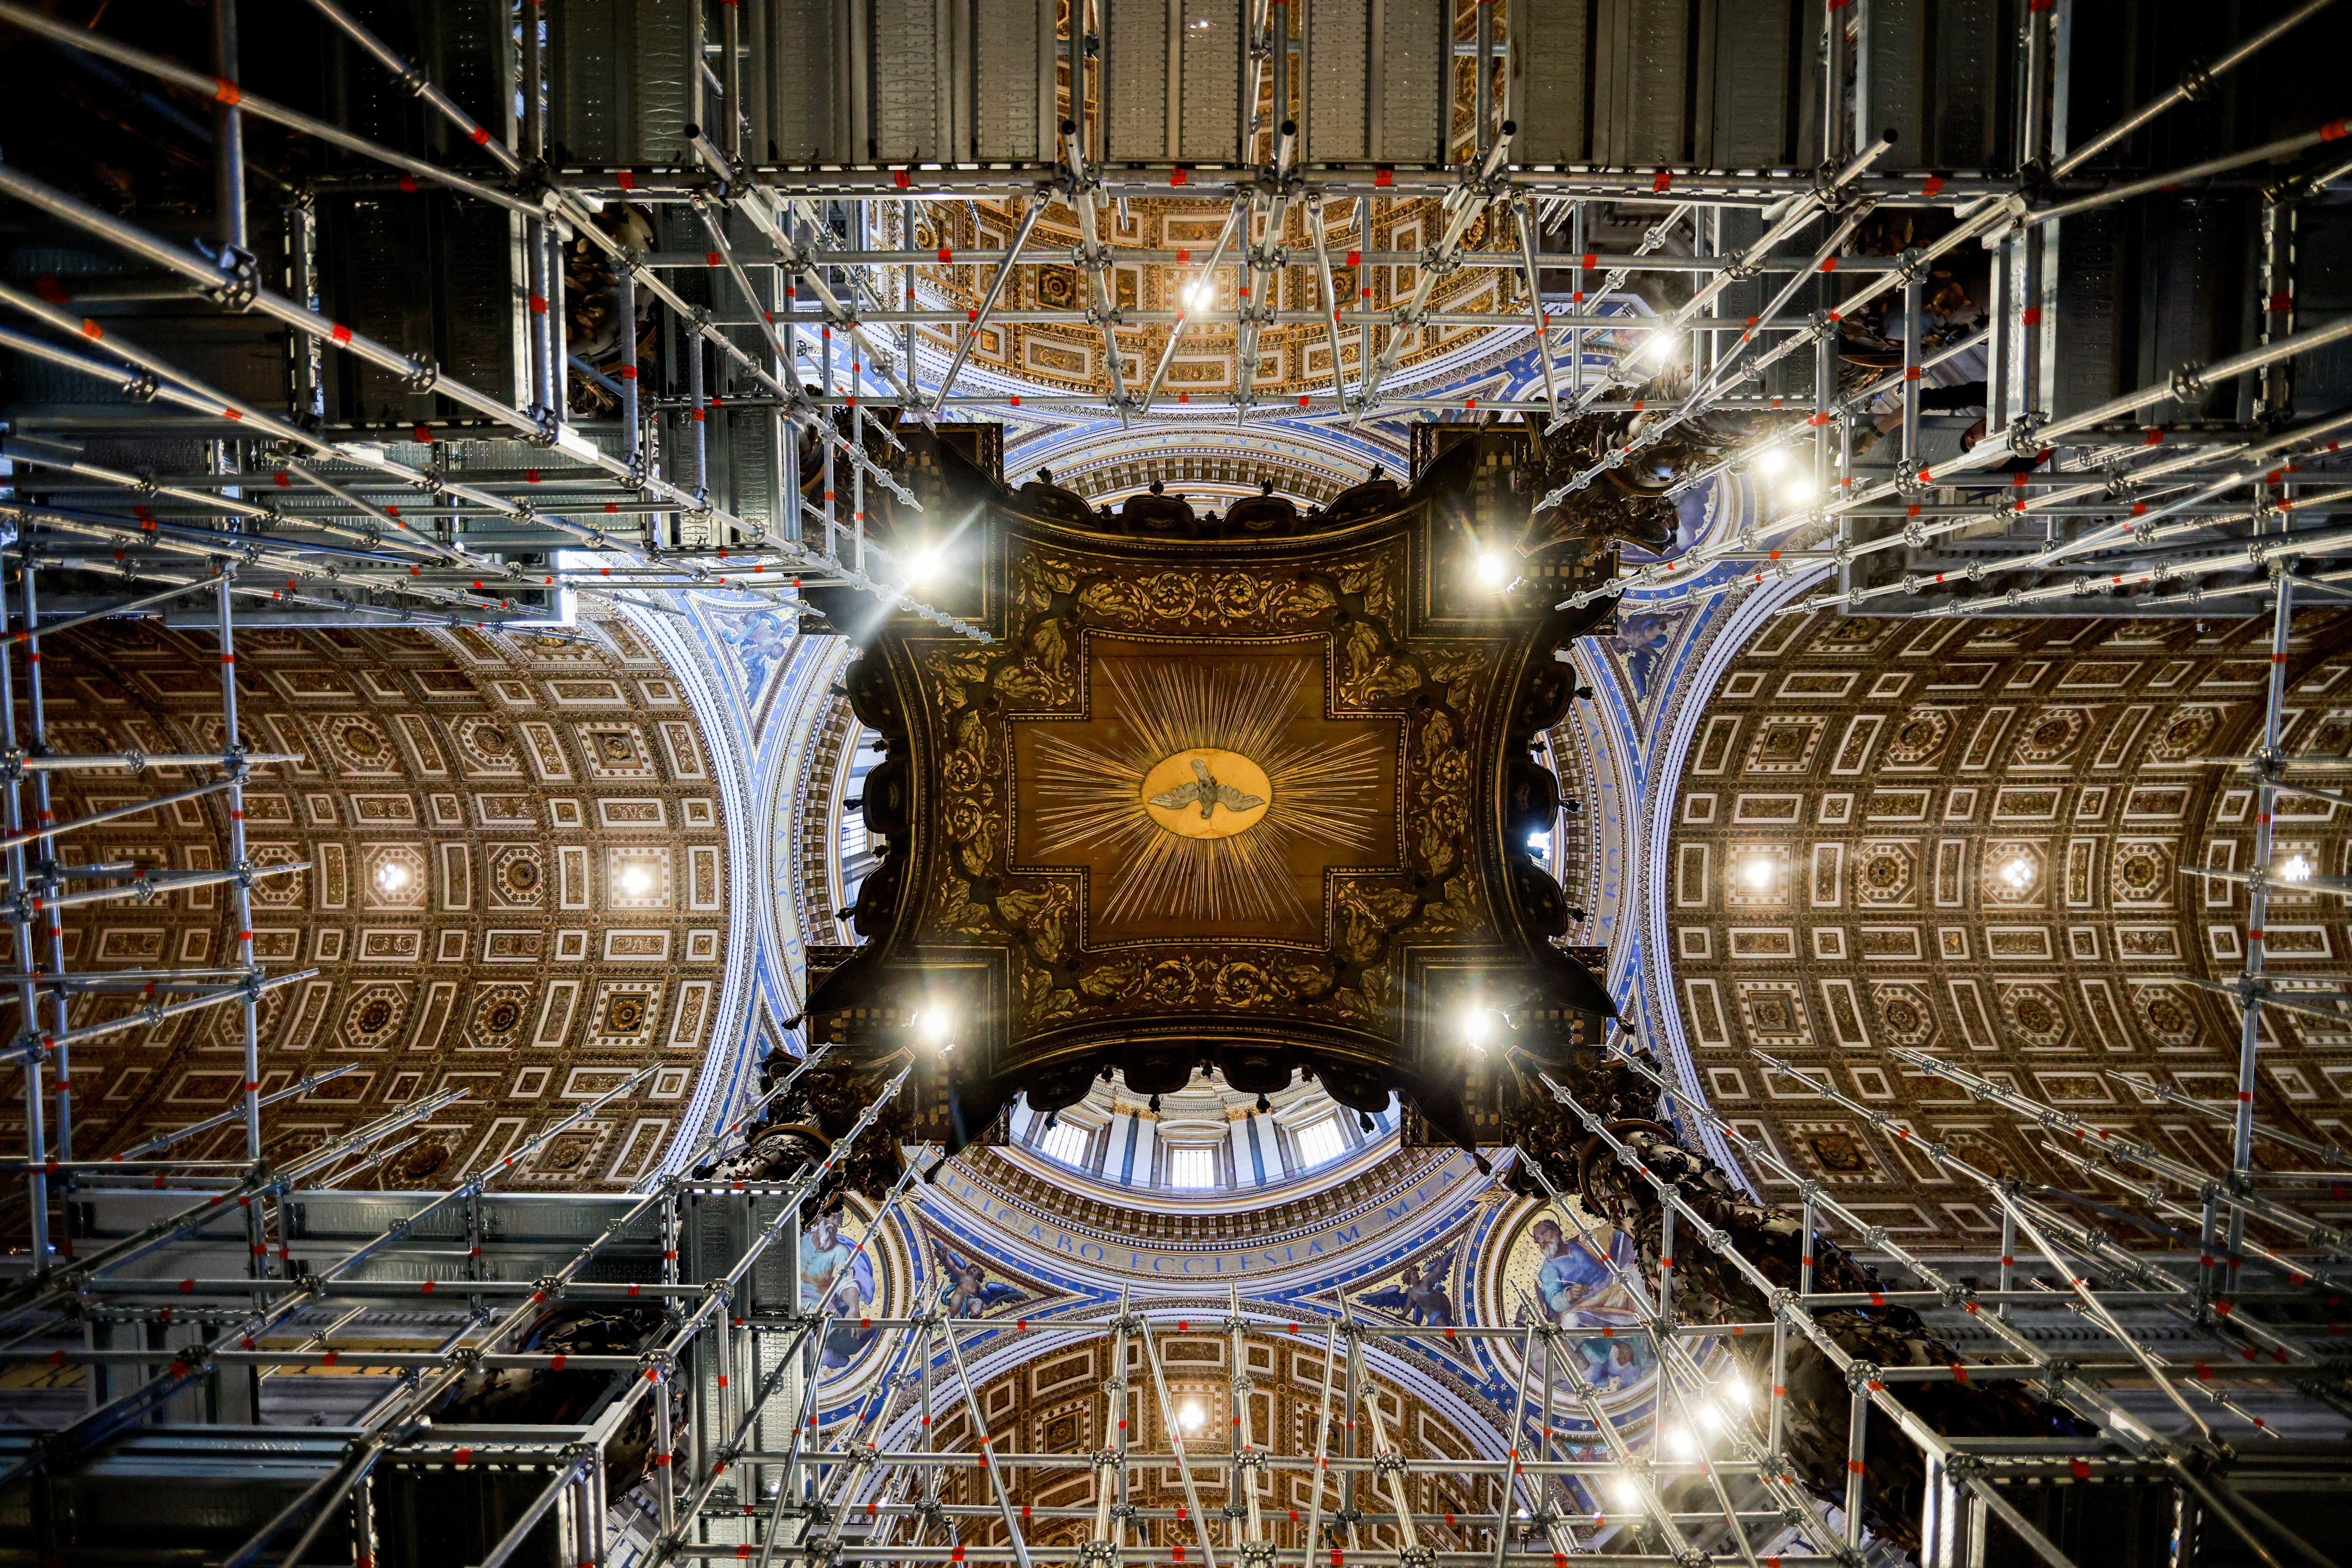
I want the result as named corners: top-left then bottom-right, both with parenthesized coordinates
top-left (0, 6), bottom-right (2345, 1560)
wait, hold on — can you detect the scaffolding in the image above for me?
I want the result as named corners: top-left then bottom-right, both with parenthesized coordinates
top-left (0, 0), bottom-right (2346, 1563)
top-left (0, 1052), bottom-right (2344, 1566)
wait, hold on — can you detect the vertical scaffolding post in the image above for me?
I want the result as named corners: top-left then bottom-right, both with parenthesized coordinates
top-left (823, 324), bottom-right (839, 557)
top-left (782, 354), bottom-right (802, 548)
top-left (0, 566), bottom-right (46, 1269)
top-left (215, 575), bottom-right (260, 1160)
top-left (722, 0), bottom-right (744, 165)
top-left (17, 556), bottom-right (69, 1175)
top-left (286, 195), bottom-right (321, 422)
top-left (549, 219), bottom-right (569, 421)
top-left (688, 312), bottom-right (709, 504)
top-left (2258, 193), bottom-right (2300, 424)
top-left (941, 1308), bottom-right (1040, 1568)
top-left (522, 0), bottom-right (544, 159)
top-left (1898, 273), bottom-right (1922, 472)
top-left (1090, 1289), bottom-right (1131, 1559)
top-left (900, 197), bottom-right (921, 415)
top-left (213, 0), bottom-right (245, 255)
top-left (1137, 1311), bottom-right (1220, 1568)
top-left (1341, 1305), bottom-right (1361, 1533)
top-left (1813, 332), bottom-right (1834, 518)
top-left (1996, 1204), bottom-right (2015, 1317)
top-left (618, 247), bottom-right (643, 469)
top-left (2233, 575), bottom-right (2296, 1292)
top-left (1842, 1387), bottom-right (1867, 1550)
top-left (527, 220), bottom-right (552, 425)
top-left (1358, 196), bottom-right (1374, 417)
top-left (1799, 1192), bottom-right (1816, 1296)
top-left (1820, 0), bottom-right (1847, 168)
top-left (1568, 204), bottom-right (1585, 398)
top-left (850, 215), bottom-right (868, 572)
top-left (1296, 1317), bottom-right (1339, 1568)
top-left (1268, 0), bottom-right (1288, 162)
top-left (1485, 1322), bottom-right (1539, 1568)
top-left (2013, 0), bottom-right (2058, 434)
top-left (1474, 0), bottom-right (1493, 160)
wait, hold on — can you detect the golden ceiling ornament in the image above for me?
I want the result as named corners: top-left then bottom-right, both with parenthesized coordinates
top-left (761, 413), bottom-right (1624, 1195)
top-left (1140, 751), bottom-right (1271, 839)
top-left (1022, 647), bottom-right (1391, 939)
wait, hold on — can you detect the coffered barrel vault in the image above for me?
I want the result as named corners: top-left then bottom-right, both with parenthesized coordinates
top-left (1665, 608), bottom-right (2352, 1240)
top-left (29, 618), bottom-right (735, 1188)
top-left (8, 0), bottom-right (2352, 1557)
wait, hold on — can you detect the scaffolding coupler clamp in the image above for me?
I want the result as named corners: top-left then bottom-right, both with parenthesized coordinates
top-left (204, 244), bottom-right (260, 310)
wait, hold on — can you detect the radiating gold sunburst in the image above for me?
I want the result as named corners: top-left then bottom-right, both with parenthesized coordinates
top-left (1029, 659), bottom-right (1388, 929)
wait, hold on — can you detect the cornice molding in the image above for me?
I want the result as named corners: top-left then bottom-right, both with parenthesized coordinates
top-left (1633, 567), bottom-right (1831, 1192)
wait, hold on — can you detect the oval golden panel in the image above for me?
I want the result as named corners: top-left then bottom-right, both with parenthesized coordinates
top-left (1139, 749), bottom-right (1272, 840)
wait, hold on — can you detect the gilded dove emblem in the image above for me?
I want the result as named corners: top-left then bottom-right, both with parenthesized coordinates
top-left (1149, 756), bottom-right (1266, 819)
